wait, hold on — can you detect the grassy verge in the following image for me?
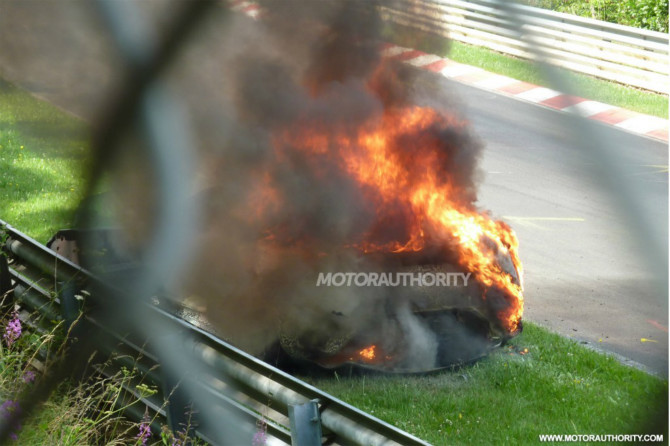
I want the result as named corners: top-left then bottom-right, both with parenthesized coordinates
top-left (0, 80), bottom-right (192, 442)
top-left (0, 310), bottom-right (133, 444)
top-left (0, 79), bottom-right (88, 243)
top-left (304, 322), bottom-right (668, 445)
top-left (0, 305), bottom-right (192, 445)
top-left (382, 23), bottom-right (669, 119)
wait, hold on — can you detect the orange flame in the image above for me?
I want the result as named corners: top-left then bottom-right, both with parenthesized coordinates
top-left (358, 345), bottom-right (376, 361)
top-left (271, 105), bottom-right (523, 333)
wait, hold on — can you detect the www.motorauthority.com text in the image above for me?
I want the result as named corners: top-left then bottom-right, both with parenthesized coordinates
top-left (539, 434), bottom-right (663, 442)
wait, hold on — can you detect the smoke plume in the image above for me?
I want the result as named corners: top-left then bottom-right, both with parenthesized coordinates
top-left (1, 0), bottom-right (514, 370)
top-left (174, 1), bottom-right (488, 369)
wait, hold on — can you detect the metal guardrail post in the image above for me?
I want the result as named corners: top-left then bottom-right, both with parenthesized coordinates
top-left (162, 369), bottom-right (197, 442)
top-left (288, 400), bottom-right (323, 446)
top-left (158, 332), bottom-right (199, 443)
top-left (0, 253), bottom-right (12, 308)
top-left (59, 280), bottom-right (80, 329)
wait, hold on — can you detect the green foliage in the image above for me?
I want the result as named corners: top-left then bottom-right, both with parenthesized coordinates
top-left (0, 304), bottom-right (195, 444)
top-left (519, 0), bottom-right (669, 32)
top-left (615, 0), bottom-right (669, 32)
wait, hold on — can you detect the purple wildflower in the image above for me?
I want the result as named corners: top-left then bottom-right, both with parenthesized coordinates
top-left (3, 312), bottom-right (21, 347)
top-left (171, 433), bottom-right (184, 446)
top-left (22, 371), bottom-right (36, 384)
top-left (136, 417), bottom-right (152, 446)
top-left (0, 400), bottom-right (20, 417)
top-left (0, 400), bottom-right (22, 441)
top-left (252, 419), bottom-right (267, 446)
top-left (252, 430), bottom-right (267, 446)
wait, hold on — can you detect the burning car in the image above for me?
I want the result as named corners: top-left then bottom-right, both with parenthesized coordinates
top-left (179, 61), bottom-right (524, 373)
top-left (48, 1), bottom-right (525, 375)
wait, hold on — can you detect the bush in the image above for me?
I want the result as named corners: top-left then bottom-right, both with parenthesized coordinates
top-left (615, 0), bottom-right (669, 33)
top-left (518, 0), bottom-right (669, 33)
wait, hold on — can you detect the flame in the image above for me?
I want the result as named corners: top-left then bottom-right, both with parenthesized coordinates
top-left (270, 105), bottom-right (524, 333)
top-left (358, 345), bottom-right (376, 361)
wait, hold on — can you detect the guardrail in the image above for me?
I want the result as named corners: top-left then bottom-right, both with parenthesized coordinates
top-left (380, 0), bottom-right (669, 94)
top-left (0, 219), bottom-right (432, 446)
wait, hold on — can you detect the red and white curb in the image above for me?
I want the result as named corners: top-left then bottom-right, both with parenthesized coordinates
top-left (228, 2), bottom-right (668, 143)
top-left (381, 43), bottom-right (669, 142)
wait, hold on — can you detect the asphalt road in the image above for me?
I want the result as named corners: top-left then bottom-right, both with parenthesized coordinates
top-left (414, 71), bottom-right (669, 376)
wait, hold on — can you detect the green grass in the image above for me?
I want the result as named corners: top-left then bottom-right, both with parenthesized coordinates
top-left (304, 322), bottom-right (668, 445)
top-left (382, 23), bottom-right (669, 119)
top-left (0, 79), bottom-right (88, 243)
